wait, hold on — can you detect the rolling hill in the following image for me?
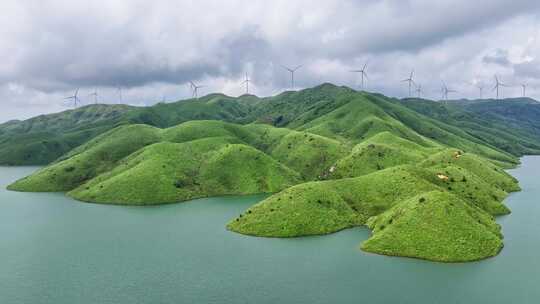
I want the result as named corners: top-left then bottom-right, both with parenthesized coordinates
top-left (4, 83), bottom-right (536, 262)
top-left (2, 83), bottom-right (539, 166)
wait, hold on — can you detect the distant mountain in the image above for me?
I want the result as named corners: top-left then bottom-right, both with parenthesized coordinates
top-left (4, 83), bottom-right (540, 165)
top-left (402, 97), bottom-right (540, 156)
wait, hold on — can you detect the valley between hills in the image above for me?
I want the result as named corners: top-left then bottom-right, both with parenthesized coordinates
top-left (5, 83), bottom-right (540, 262)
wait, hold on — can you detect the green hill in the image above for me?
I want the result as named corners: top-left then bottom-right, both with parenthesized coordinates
top-left (69, 139), bottom-right (300, 205)
top-left (4, 83), bottom-right (534, 262)
top-left (361, 191), bottom-right (503, 262)
top-left (0, 104), bottom-right (135, 165)
top-left (227, 157), bottom-right (514, 236)
top-left (2, 83), bottom-right (540, 166)
top-left (328, 132), bottom-right (440, 178)
top-left (8, 121), bottom-right (348, 203)
top-left (402, 98), bottom-right (540, 156)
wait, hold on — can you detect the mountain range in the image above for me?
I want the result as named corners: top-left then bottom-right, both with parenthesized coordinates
top-left (5, 83), bottom-right (539, 262)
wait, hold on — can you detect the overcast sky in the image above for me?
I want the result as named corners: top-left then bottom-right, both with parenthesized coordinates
top-left (1, 0), bottom-right (540, 122)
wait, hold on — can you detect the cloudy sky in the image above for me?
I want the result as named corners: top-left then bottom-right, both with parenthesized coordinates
top-left (1, 0), bottom-right (540, 122)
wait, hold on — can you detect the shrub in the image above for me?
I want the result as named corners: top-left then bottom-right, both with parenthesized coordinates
top-left (174, 180), bottom-right (185, 188)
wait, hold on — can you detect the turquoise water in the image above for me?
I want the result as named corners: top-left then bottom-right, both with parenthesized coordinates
top-left (1, 157), bottom-right (540, 304)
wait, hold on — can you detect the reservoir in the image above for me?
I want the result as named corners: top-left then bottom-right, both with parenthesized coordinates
top-left (1, 156), bottom-right (539, 304)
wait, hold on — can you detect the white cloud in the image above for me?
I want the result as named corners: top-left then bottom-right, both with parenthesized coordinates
top-left (0, 0), bottom-right (540, 122)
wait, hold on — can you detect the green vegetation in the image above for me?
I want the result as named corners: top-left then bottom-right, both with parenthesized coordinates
top-left (362, 191), bottom-right (503, 262)
top-left (5, 83), bottom-right (533, 262)
top-left (329, 132), bottom-right (440, 178)
top-left (2, 83), bottom-right (539, 166)
top-left (227, 167), bottom-right (440, 237)
top-left (69, 139), bottom-right (300, 204)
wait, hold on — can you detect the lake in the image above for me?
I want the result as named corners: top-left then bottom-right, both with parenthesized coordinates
top-left (1, 156), bottom-right (540, 304)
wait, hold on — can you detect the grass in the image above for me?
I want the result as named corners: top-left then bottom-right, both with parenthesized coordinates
top-left (1, 83), bottom-right (537, 166)
top-left (68, 138), bottom-right (301, 204)
top-left (329, 131), bottom-right (440, 178)
top-left (227, 157), bottom-right (516, 261)
top-left (8, 120), bottom-right (348, 194)
top-left (361, 191), bottom-right (503, 262)
top-left (5, 83), bottom-right (533, 262)
top-left (419, 149), bottom-right (520, 193)
top-left (8, 124), bottom-right (162, 191)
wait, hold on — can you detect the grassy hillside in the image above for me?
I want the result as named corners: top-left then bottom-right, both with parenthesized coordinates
top-left (2, 83), bottom-right (539, 166)
top-left (227, 167), bottom-right (440, 237)
top-left (0, 95), bottom-right (255, 165)
top-left (361, 191), bottom-right (503, 262)
top-left (402, 98), bottom-right (540, 156)
top-left (227, 157), bottom-right (515, 237)
top-left (227, 150), bottom-right (516, 261)
top-left (9, 120), bottom-right (353, 204)
top-left (328, 132), bottom-right (440, 178)
top-left (69, 139), bottom-right (301, 204)
top-left (0, 105), bottom-right (134, 165)
top-left (5, 83), bottom-right (534, 262)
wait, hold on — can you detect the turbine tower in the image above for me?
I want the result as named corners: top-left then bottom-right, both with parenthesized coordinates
top-left (189, 81), bottom-right (204, 98)
top-left (240, 73), bottom-right (251, 94)
top-left (64, 88), bottom-right (80, 107)
top-left (401, 70), bottom-right (415, 97)
top-left (468, 81), bottom-right (485, 99)
top-left (492, 75), bottom-right (507, 99)
top-left (116, 86), bottom-right (123, 103)
top-left (281, 65), bottom-right (302, 90)
top-left (349, 61), bottom-right (369, 90)
top-left (441, 81), bottom-right (457, 102)
top-left (88, 88), bottom-right (98, 104)
top-left (476, 83), bottom-right (485, 99)
top-left (415, 84), bottom-right (424, 98)
top-left (521, 83), bottom-right (528, 97)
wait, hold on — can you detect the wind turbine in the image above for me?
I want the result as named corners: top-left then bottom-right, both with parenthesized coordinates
top-left (521, 83), bottom-right (528, 97)
top-left (240, 73), bottom-right (251, 94)
top-left (415, 84), bottom-right (424, 98)
top-left (476, 83), bottom-right (485, 99)
top-left (467, 81), bottom-right (485, 99)
top-left (116, 86), bottom-right (123, 103)
top-left (441, 81), bottom-right (457, 102)
top-left (281, 64), bottom-right (302, 90)
top-left (88, 88), bottom-right (98, 104)
top-left (189, 81), bottom-right (204, 98)
top-left (492, 75), bottom-right (507, 99)
top-left (64, 88), bottom-right (80, 107)
top-left (401, 70), bottom-right (415, 97)
top-left (349, 61), bottom-right (369, 90)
